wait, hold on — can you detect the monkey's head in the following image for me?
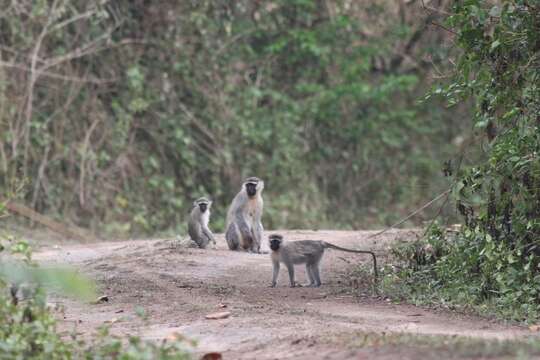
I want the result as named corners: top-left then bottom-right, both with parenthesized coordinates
top-left (194, 197), bottom-right (211, 213)
top-left (244, 177), bottom-right (264, 198)
top-left (268, 234), bottom-right (283, 251)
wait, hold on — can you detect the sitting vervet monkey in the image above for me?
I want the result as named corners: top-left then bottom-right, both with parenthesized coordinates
top-left (225, 177), bottom-right (264, 253)
top-left (268, 234), bottom-right (378, 288)
top-left (188, 197), bottom-right (215, 249)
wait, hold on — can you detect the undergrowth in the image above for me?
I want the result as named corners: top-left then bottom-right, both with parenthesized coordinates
top-left (376, 222), bottom-right (540, 323)
top-left (0, 199), bottom-right (194, 360)
top-left (357, 1), bottom-right (540, 325)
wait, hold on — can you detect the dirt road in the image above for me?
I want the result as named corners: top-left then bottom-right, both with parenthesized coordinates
top-left (34, 230), bottom-right (533, 359)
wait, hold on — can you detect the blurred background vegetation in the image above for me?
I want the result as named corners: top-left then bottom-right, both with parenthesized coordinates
top-left (0, 0), bottom-right (469, 236)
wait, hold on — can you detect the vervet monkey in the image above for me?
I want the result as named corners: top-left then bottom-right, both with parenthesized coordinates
top-left (225, 177), bottom-right (264, 253)
top-left (188, 197), bottom-right (215, 249)
top-left (268, 234), bottom-right (378, 288)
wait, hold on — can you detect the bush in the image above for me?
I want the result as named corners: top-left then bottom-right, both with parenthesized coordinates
top-left (384, 222), bottom-right (540, 322)
top-left (383, 1), bottom-right (540, 323)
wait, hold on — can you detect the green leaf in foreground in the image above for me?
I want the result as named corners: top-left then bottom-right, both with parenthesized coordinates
top-left (0, 262), bottom-right (96, 302)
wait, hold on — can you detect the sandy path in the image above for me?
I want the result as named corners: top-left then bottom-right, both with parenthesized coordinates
top-left (34, 230), bottom-right (533, 359)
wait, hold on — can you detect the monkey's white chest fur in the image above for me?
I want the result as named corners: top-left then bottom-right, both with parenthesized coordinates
top-left (246, 198), bottom-right (260, 219)
top-left (201, 211), bottom-right (210, 227)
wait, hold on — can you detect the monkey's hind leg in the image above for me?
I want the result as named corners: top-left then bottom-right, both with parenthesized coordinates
top-left (238, 222), bottom-right (253, 251)
top-left (312, 265), bottom-right (322, 287)
top-left (225, 223), bottom-right (240, 250)
top-left (304, 264), bottom-right (316, 287)
top-left (249, 231), bottom-right (260, 253)
top-left (197, 234), bottom-right (210, 249)
top-left (286, 264), bottom-right (297, 288)
top-left (190, 227), bottom-right (207, 249)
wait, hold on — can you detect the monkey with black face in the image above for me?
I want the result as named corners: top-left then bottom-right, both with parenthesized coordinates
top-left (188, 197), bottom-right (216, 249)
top-left (225, 177), bottom-right (264, 253)
top-left (268, 234), bottom-right (378, 288)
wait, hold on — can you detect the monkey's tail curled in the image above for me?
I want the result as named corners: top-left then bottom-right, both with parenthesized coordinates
top-left (323, 242), bottom-right (378, 293)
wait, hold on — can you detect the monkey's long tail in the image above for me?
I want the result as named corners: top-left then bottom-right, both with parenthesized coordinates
top-left (323, 242), bottom-right (378, 291)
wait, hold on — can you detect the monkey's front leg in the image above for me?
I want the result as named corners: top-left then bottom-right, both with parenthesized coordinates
top-left (202, 227), bottom-right (216, 246)
top-left (286, 264), bottom-right (297, 287)
top-left (270, 261), bottom-right (280, 287)
top-left (238, 217), bottom-right (254, 251)
top-left (250, 221), bottom-right (264, 253)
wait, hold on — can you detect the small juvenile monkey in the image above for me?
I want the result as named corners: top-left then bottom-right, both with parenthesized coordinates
top-left (188, 197), bottom-right (216, 249)
top-left (268, 234), bottom-right (378, 288)
top-left (225, 177), bottom-right (264, 253)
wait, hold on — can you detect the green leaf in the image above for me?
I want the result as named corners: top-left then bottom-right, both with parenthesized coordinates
top-left (490, 40), bottom-right (500, 52)
top-left (0, 262), bottom-right (96, 301)
top-left (488, 6), bottom-right (500, 17)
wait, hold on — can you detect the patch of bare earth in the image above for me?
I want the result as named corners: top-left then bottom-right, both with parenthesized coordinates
top-left (33, 230), bottom-right (535, 359)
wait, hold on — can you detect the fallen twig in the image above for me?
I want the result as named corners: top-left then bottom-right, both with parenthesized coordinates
top-left (4, 201), bottom-right (94, 242)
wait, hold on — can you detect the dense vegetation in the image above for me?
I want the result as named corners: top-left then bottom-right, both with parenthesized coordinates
top-left (0, 0), bottom-right (464, 235)
top-left (385, 0), bottom-right (540, 322)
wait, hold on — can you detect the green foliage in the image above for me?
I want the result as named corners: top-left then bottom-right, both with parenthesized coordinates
top-left (0, 291), bottom-right (73, 359)
top-left (0, 197), bottom-right (193, 359)
top-left (0, 262), bottom-right (97, 303)
top-left (1, 202), bottom-right (96, 302)
top-left (0, 0), bottom-right (463, 235)
top-left (383, 224), bottom-right (540, 321)
top-left (385, 1), bottom-right (540, 322)
top-left (442, 0), bottom-right (540, 246)
top-left (80, 326), bottom-right (194, 360)
top-left (0, 285), bottom-right (193, 359)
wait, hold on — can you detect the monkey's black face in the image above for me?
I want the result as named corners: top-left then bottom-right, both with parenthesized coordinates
top-left (245, 182), bottom-right (257, 197)
top-left (269, 238), bottom-right (281, 251)
top-left (198, 203), bottom-right (208, 213)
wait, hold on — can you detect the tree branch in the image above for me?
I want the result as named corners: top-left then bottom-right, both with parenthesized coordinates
top-left (0, 61), bottom-right (117, 84)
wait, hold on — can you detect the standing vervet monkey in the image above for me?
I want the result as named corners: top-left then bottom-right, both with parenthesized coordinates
top-left (268, 234), bottom-right (378, 288)
top-left (188, 197), bottom-right (216, 249)
top-left (225, 177), bottom-right (264, 253)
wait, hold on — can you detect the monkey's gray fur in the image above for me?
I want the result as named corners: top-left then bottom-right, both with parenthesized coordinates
top-left (188, 197), bottom-right (215, 249)
top-left (225, 177), bottom-right (264, 253)
top-left (268, 234), bottom-right (378, 288)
